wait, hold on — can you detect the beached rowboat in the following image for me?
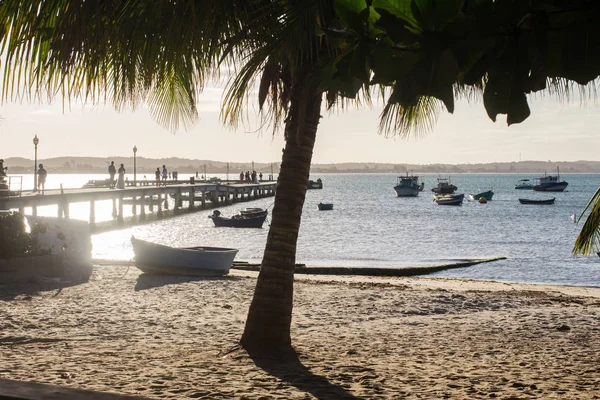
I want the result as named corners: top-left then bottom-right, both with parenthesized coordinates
top-left (131, 236), bottom-right (238, 276)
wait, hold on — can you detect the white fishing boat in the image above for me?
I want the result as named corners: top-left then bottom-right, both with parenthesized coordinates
top-left (431, 176), bottom-right (458, 194)
top-left (393, 173), bottom-right (421, 197)
top-left (131, 236), bottom-right (238, 276)
top-left (514, 179), bottom-right (533, 190)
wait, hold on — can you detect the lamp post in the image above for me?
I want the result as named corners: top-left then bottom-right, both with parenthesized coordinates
top-left (33, 135), bottom-right (39, 192)
top-left (133, 145), bottom-right (138, 187)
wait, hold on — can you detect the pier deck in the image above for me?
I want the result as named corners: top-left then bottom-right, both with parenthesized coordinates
top-left (0, 181), bottom-right (276, 231)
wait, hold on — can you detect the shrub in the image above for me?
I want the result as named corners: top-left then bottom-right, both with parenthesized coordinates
top-left (0, 213), bottom-right (47, 260)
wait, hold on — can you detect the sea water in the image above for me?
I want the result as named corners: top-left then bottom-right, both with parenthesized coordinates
top-left (7, 173), bottom-right (600, 287)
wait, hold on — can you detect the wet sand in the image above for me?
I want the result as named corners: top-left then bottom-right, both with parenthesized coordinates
top-left (1, 266), bottom-right (599, 399)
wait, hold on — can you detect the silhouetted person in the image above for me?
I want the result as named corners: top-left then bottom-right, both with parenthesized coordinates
top-left (108, 161), bottom-right (116, 189)
top-left (37, 163), bottom-right (47, 194)
top-left (0, 159), bottom-right (7, 177)
top-left (155, 167), bottom-right (160, 186)
top-left (116, 163), bottom-right (126, 189)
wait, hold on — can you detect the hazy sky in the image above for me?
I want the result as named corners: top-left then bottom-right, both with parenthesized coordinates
top-left (1, 84), bottom-right (600, 165)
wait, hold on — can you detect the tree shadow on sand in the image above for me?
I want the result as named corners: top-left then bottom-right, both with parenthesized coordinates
top-left (246, 348), bottom-right (360, 400)
top-left (134, 273), bottom-right (241, 291)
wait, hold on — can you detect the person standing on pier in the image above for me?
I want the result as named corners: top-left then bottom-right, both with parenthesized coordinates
top-left (108, 161), bottom-right (116, 189)
top-left (116, 163), bottom-right (126, 189)
top-left (36, 164), bottom-right (47, 194)
top-left (155, 167), bottom-right (161, 186)
top-left (162, 165), bottom-right (168, 186)
top-left (0, 159), bottom-right (7, 177)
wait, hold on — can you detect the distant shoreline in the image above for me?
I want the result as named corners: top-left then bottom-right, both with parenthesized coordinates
top-left (3, 156), bottom-right (600, 174)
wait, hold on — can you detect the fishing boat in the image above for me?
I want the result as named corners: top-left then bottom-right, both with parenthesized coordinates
top-left (532, 167), bottom-right (568, 192)
top-left (519, 198), bottom-right (555, 205)
top-left (468, 190), bottom-right (494, 201)
top-left (209, 208), bottom-right (268, 228)
top-left (431, 176), bottom-right (458, 194)
top-left (393, 173), bottom-right (421, 197)
top-left (514, 179), bottom-right (533, 190)
top-left (434, 193), bottom-right (464, 206)
top-left (131, 236), bottom-right (238, 276)
top-left (318, 202), bottom-right (334, 210)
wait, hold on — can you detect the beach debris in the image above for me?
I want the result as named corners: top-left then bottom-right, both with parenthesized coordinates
top-left (556, 324), bottom-right (571, 332)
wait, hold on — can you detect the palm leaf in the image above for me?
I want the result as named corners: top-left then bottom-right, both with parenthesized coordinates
top-left (573, 187), bottom-right (600, 255)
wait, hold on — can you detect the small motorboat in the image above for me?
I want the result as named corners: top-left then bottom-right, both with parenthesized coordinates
top-left (434, 193), bottom-right (464, 206)
top-left (131, 236), bottom-right (238, 276)
top-left (209, 208), bottom-right (268, 228)
top-left (307, 178), bottom-right (323, 189)
top-left (519, 198), bottom-right (555, 205)
top-left (469, 190), bottom-right (494, 201)
top-left (514, 179), bottom-right (533, 190)
top-left (318, 202), bottom-right (334, 210)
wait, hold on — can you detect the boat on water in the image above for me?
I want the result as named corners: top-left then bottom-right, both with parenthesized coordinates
top-left (393, 173), bottom-right (421, 197)
top-left (131, 236), bottom-right (238, 276)
top-left (307, 178), bottom-right (323, 189)
top-left (532, 167), bottom-right (568, 192)
top-left (469, 190), bottom-right (494, 201)
top-left (519, 198), bottom-right (555, 205)
top-left (82, 179), bottom-right (111, 189)
top-left (514, 179), bottom-right (533, 190)
top-left (431, 176), bottom-right (458, 194)
top-left (209, 208), bottom-right (268, 228)
top-left (318, 202), bottom-right (334, 210)
top-left (434, 193), bottom-right (464, 206)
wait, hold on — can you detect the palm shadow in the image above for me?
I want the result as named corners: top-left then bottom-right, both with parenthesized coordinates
top-left (134, 273), bottom-right (240, 291)
top-left (0, 278), bottom-right (86, 301)
top-left (247, 348), bottom-right (360, 400)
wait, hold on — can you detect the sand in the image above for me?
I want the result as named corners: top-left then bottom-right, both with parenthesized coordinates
top-left (1, 266), bottom-right (600, 399)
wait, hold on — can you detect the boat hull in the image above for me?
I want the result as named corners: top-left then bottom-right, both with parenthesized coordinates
top-left (131, 237), bottom-right (238, 275)
top-left (318, 203), bottom-right (334, 210)
top-left (394, 186), bottom-right (420, 197)
top-left (470, 190), bottom-right (494, 201)
top-left (519, 198), bottom-right (555, 205)
top-left (532, 182), bottom-right (568, 192)
top-left (434, 193), bottom-right (464, 206)
top-left (209, 212), bottom-right (267, 228)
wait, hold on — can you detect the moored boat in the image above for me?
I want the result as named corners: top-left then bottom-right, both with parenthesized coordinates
top-left (393, 173), bottom-right (421, 197)
top-left (307, 178), bottom-right (323, 189)
top-left (469, 190), bottom-right (494, 201)
top-left (431, 176), bottom-right (457, 194)
top-left (209, 208), bottom-right (268, 228)
top-left (532, 167), bottom-right (568, 192)
top-left (514, 179), bottom-right (533, 190)
top-left (434, 193), bottom-right (464, 206)
top-left (131, 236), bottom-right (238, 276)
top-left (82, 179), bottom-right (111, 189)
top-left (318, 202), bottom-right (334, 210)
top-left (519, 198), bottom-right (555, 205)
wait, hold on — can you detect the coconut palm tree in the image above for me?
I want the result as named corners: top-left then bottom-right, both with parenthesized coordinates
top-left (2, 0), bottom-right (600, 355)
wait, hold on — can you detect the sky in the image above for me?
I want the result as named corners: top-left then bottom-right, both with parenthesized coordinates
top-left (1, 84), bottom-right (600, 165)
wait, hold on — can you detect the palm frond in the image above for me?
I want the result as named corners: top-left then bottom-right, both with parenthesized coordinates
top-left (573, 187), bottom-right (600, 255)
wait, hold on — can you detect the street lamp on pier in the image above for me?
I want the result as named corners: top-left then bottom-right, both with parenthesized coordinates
top-left (133, 145), bottom-right (138, 187)
top-left (33, 135), bottom-right (39, 192)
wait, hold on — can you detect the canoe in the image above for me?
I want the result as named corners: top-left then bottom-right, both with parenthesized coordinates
top-left (131, 236), bottom-right (238, 276)
top-left (208, 209), bottom-right (268, 228)
top-left (318, 202), bottom-right (334, 210)
top-left (518, 198), bottom-right (555, 205)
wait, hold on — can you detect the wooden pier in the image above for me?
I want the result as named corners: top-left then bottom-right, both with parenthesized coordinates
top-left (0, 181), bottom-right (276, 230)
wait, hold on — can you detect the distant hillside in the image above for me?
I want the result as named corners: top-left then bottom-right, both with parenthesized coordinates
top-left (3, 157), bottom-right (600, 174)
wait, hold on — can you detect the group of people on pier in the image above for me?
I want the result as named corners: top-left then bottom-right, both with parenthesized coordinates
top-left (240, 170), bottom-right (262, 184)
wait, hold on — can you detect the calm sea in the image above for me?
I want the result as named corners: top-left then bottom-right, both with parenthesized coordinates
top-left (7, 172), bottom-right (600, 287)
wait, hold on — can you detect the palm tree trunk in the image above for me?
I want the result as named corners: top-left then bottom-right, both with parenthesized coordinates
top-left (241, 77), bottom-right (323, 353)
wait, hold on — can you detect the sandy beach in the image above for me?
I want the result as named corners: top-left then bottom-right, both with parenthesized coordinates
top-left (1, 265), bottom-right (599, 399)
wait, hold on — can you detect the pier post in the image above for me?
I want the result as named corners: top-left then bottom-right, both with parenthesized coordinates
top-left (118, 195), bottom-right (124, 224)
top-left (19, 206), bottom-right (24, 215)
top-left (233, 189), bottom-right (238, 203)
top-left (157, 194), bottom-right (163, 217)
top-left (188, 188), bottom-right (195, 210)
top-left (89, 201), bottom-right (96, 229)
top-left (112, 198), bottom-right (118, 219)
top-left (140, 193), bottom-right (146, 221)
top-left (200, 191), bottom-right (206, 209)
top-left (32, 205), bottom-right (37, 217)
top-left (132, 197), bottom-right (137, 216)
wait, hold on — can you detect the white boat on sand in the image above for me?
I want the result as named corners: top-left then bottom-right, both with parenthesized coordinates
top-left (131, 236), bottom-right (238, 276)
